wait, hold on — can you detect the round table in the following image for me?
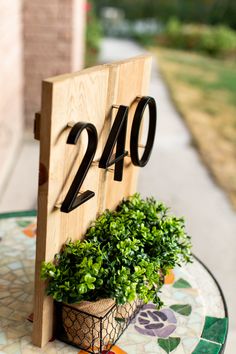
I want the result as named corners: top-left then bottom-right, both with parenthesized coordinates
top-left (0, 212), bottom-right (228, 354)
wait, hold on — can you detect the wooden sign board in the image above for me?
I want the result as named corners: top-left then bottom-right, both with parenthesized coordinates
top-left (32, 55), bottom-right (152, 347)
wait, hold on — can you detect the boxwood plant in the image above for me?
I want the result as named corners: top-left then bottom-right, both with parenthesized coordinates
top-left (41, 194), bottom-right (192, 308)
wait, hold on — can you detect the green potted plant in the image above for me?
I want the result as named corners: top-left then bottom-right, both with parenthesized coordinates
top-left (41, 194), bottom-right (192, 350)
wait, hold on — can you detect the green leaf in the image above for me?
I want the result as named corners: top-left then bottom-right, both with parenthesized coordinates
top-left (158, 337), bottom-right (181, 353)
top-left (84, 273), bottom-right (93, 283)
top-left (87, 283), bottom-right (95, 290)
top-left (173, 278), bottom-right (191, 288)
top-left (170, 304), bottom-right (192, 316)
top-left (78, 284), bottom-right (87, 294)
top-left (17, 220), bottom-right (32, 227)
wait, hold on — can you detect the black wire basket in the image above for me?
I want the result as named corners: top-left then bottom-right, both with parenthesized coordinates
top-left (55, 299), bottom-right (143, 353)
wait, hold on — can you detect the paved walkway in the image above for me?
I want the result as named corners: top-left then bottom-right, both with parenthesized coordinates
top-left (99, 38), bottom-right (236, 352)
top-left (0, 37), bottom-right (235, 352)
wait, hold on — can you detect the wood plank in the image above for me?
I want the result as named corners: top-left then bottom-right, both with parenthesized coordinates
top-left (32, 55), bottom-right (152, 347)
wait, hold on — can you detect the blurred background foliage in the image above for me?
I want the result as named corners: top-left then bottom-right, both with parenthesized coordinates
top-left (86, 0), bottom-right (236, 60)
top-left (92, 0), bottom-right (236, 59)
top-left (85, 1), bottom-right (103, 67)
top-left (95, 0), bottom-right (236, 29)
top-left (154, 19), bottom-right (236, 57)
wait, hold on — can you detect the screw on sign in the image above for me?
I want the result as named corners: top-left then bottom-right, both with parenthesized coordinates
top-left (60, 96), bottom-right (157, 213)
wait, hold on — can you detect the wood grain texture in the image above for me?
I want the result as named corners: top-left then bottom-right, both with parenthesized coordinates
top-left (32, 55), bottom-right (152, 347)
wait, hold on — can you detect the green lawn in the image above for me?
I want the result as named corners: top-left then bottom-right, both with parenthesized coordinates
top-left (170, 54), bottom-right (236, 105)
top-left (153, 47), bottom-right (236, 208)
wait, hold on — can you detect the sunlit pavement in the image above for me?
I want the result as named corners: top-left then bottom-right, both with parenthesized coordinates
top-left (0, 37), bottom-right (235, 352)
top-left (99, 37), bottom-right (236, 353)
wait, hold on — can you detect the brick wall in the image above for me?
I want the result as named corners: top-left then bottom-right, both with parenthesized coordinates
top-left (23, 0), bottom-right (86, 128)
top-left (0, 0), bottom-right (24, 196)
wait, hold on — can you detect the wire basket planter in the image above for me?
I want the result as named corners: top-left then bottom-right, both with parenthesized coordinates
top-left (55, 299), bottom-right (143, 353)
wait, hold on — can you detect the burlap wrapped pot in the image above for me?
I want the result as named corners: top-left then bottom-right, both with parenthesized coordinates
top-left (62, 298), bottom-right (116, 349)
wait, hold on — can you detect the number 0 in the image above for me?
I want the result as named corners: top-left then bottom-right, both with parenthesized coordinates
top-left (130, 96), bottom-right (157, 167)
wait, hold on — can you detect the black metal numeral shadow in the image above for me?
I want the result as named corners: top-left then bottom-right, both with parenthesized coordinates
top-left (99, 105), bottom-right (128, 181)
top-left (60, 122), bottom-right (98, 213)
top-left (130, 96), bottom-right (157, 167)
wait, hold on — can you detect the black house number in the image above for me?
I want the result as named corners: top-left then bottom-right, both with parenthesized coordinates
top-left (60, 96), bottom-right (157, 213)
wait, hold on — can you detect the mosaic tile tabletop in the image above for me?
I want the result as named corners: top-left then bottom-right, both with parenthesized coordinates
top-left (0, 214), bottom-right (228, 354)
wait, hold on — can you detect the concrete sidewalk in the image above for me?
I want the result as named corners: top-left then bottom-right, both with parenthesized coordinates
top-left (0, 37), bottom-right (235, 351)
top-left (99, 38), bottom-right (236, 352)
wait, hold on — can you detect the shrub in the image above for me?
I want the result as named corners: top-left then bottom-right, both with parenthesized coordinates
top-left (159, 20), bottom-right (236, 57)
top-left (166, 17), bottom-right (182, 38)
top-left (41, 194), bottom-right (192, 308)
top-left (165, 17), bottom-right (183, 47)
top-left (200, 25), bottom-right (236, 55)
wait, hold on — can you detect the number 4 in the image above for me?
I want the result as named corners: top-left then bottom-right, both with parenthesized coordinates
top-left (99, 105), bottom-right (128, 181)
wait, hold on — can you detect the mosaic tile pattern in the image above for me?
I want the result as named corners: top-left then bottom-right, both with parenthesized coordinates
top-left (0, 214), bottom-right (228, 353)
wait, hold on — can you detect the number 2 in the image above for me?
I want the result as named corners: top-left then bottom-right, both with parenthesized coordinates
top-left (60, 122), bottom-right (98, 213)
